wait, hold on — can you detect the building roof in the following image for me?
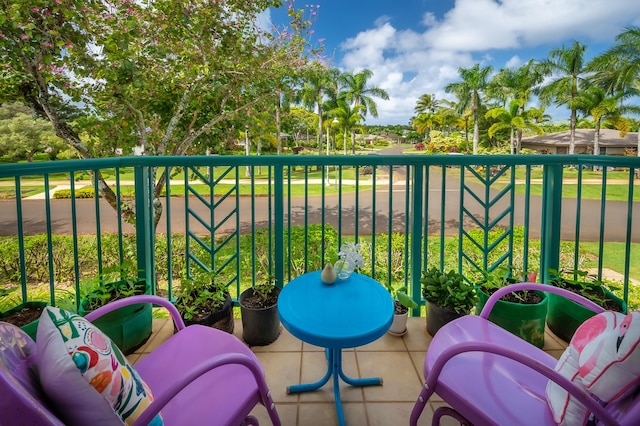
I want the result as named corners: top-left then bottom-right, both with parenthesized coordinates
top-left (521, 128), bottom-right (638, 147)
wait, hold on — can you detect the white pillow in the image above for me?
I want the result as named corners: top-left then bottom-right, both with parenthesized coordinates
top-left (546, 310), bottom-right (640, 425)
top-left (36, 306), bottom-right (163, 425)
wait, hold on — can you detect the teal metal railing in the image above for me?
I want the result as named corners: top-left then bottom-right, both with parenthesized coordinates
top-left (0, 154), bottom-right (639, 313)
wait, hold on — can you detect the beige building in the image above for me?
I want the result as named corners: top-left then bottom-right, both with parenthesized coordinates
top-left (521, 128), bottom-right (639, 155)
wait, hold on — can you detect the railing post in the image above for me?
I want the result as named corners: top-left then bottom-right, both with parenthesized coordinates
top-left (274, 166), bottom-right (285, 289)
top-left (134, 165), bottom-right (154, 292)
top-left (540, 164), bottom-right (563, 284)
top-left (410, 166), bottom-right (424, 316)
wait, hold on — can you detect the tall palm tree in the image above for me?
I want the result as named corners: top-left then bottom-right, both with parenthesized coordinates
top-left (445, 64), bottom-right (493, 154)
top-left (588, 26), bottom-right (640, 155)
top-left (413, 94), bottom-right (439, 142)
top-left (486, 100), bottom-right (544, 154)
top-left (575, 86), bottom-right (629, 156)
top-left (298, 64), bottom-right (339, 156)
top-left (339, 69), bottom-right (389, 153)
top-left (536, 41), bottom-right (589, 155)
top-left (328, 99), bottom-right (364, 155)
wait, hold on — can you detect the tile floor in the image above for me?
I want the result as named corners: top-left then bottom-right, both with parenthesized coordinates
top-left (129, 317), bottom-right (568, 426)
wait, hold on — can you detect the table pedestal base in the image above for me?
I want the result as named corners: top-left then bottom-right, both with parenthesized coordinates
top-left (287, 348), bottom-right (382, 426)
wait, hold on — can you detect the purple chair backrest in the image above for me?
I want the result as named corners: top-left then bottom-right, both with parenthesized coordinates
top-left (0, 322), bottom-right (64, 425)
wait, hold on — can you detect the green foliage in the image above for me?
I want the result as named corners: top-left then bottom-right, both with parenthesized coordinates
top-left (546, 268), bottom-right (622, 307)
top-left (385, 283), bottom-right (418, 310)
top-left (421, 268), bottom-right (477, 314)
top-left (80, 261), bottom-right (145, 312)
top-left (52, 187), bottom-right (95, 199)
top-left (173, 270), bottom-right (227, 321)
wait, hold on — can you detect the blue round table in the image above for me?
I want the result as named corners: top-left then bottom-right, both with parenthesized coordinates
top-left (278, 270), bottom-right (394, 425)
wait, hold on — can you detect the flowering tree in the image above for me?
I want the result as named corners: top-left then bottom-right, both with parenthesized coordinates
top-left (0, 0), bottom-right (312, 227)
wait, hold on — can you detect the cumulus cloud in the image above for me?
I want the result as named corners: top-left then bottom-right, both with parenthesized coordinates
top-left (337, 0), bottom-right (640, 125)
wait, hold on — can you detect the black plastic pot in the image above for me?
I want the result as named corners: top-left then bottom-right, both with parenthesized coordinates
top-left (239, 287), bottom-right (281, 346)
top-left (183, 293), bottom-right (235, 334)
top-left (426, 301), bottom-right (463, 337)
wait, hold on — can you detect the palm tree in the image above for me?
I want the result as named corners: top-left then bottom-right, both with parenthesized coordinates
top-left (588, 26), bottom-right (640, 155)
top-left (413, 94), bottom-right (439, 142)
top-left (298, 64), bottom-right (339, 156)
top-left (536, 41), bottom-right (589, 155)
top-left (575, 85), bottom-right (629, 156)
top-left (485, 100), bottom-right (544, 154)
top-left (445, 64), bottom-right (493, 154)
top-left (328, 99), bottom-right (364, 155)
top-left (339, 69), bottom-right (389, 153)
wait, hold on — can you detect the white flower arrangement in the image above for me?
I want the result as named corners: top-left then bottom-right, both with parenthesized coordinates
top-left (334, 242), bottom-right (364, 279)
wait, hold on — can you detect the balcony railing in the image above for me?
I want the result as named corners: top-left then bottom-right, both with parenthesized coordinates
top-left (1, 154), bottom-right (639, 312)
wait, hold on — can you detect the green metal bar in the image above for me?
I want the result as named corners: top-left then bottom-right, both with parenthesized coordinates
top-left (93, 171), bottom-right (103, 279)
top-left (411, 165), bottom-right (424, 316)
top-left (251, 166), bottom-right (256, 288)
top-left (597, 168), bottom-right (607, 280)
top-left (115, 168), bottom-right (124, 268)
top-left (274, 166), bottom-right (284, 289)
top-left (14, 177), bottom-right (27, 302)
top-left (355, 166), bottom-right (360, 240)
top-left (44, 175), bottom-right (55, 300)
top-left (458, 167), bottom-right (463, 273)
top-left (573, 167), bottom-right (583, 276)
top-left (371, 166), bottom-right (377, 279)
top-left (507, 166), bottom-right (515, 273)
top-left (442, 165), bottom-right (446, 272)
top-left (287, 165), bottom-right (292, 282)
top-left (304, 167), bottom-right (309, 272)
top-left (404, 169), bottom-right (411, 289)
top-left (540, 164), bottom-right (563, 284)
top-left (69, 173), bottom-right (80, 309)
top-left (268, 167), bottom-right (273, 281)
top-left (523, 166), bottom-right (531, 276)
top-left (623, 168), bottom-right (634, 303)
top-left (165, 170), bottom-right (173, 301)
top-left (338, 166), bottom-right (343, 246)
top-left (321, 166), bottom-right (326, 266)
top-left (134, 166), bottom-right (153, 287)
top-left (387, 165), bottom-right (393, 288)
top-left (423, 166), bottom-right (429, 269)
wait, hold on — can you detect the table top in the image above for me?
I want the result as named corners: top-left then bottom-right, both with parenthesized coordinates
top-left (278, 271), bottom-right (394, 349)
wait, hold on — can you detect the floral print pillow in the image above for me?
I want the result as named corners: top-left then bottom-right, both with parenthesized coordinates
top-left (37, 306), bottom-right (163, 425)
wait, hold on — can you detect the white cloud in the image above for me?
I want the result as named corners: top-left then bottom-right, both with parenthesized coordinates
top-left (337, 0), bottom-right (640, 125)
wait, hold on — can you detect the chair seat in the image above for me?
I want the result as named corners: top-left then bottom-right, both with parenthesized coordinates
top-left (135, 325), bottom-right (262, 426)
top-left (425, 315), bottom-right (558, 425)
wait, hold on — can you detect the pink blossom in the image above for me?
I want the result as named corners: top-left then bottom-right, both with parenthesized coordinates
top-left (55, 0), bottom-right (61, 4)
top-left (42, 42), bottom-right (53, 48)
top-left (31, 7), bottom-right (40, 13)
top-left (21, 33), bottom-right (30, 40)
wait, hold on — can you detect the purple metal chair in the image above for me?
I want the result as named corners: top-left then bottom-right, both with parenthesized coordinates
top-left (410, 283), bottom-right (640, 426)
top-left (0, 295), bottom-right (281, 425)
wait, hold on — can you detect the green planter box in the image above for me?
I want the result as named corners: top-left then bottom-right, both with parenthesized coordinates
top-left (546, 286), bottom-right (627, 342)
top-left (476, 289), bottom-right (548, 348)
top-left (80, 280), bottom-right (152, 355)
top-left (0, 301), bottom-right (48, 341)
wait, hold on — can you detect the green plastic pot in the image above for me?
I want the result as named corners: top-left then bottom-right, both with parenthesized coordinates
top-left (0, 301), bottom-right (48, 341)
top-left (546, 286), bottom-right (627, 342)
top-left (475, 288), bottom-right (548, 348)
top-left (79, 280), bottom-right (152, 355)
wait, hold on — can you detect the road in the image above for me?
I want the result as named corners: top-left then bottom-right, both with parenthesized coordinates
top-left (0, 172), bottom-right (638, 242)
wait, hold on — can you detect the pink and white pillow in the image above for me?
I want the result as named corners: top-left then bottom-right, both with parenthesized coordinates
top-left (546, 310), bottom-right (640, 425)
top-left (36, 306), bottom-right (163, 425)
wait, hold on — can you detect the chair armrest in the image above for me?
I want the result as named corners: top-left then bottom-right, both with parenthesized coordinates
top-left (83, 295), bottom-right (186, 331)
top-left (131, 353), bottom-right (268, 426)
top-left (479, 282), bottom-right (605, 319)
top-left (426, 341), bottom-right (619, 426)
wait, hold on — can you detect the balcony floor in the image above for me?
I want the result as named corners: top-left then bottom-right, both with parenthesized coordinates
top-left (129, 317), bottom-right (568, 426)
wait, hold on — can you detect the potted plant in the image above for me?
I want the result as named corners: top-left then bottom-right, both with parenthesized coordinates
top-left (0, 288), bottom-right (48, 341)
top-left (546, 268), bottom-right (627, 342)
top-left (79, 263), bottom-right (152, 354)
top-left (173, 269), bottom-right (234, 334)
top-left (239, 278), bottom-right (281, 346)
top-left (475, 268), bottom-right (548, 348)
top-left (385, 283), bottom-right (419, 336)
top-left (421, 268), bottom-right (477, 336)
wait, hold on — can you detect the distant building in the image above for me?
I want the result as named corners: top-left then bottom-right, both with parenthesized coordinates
top-left (521, 128), bottom-right (638, 155)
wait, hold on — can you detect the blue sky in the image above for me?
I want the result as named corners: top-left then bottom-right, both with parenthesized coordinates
top-left (266, 0), bottom-right (640, 126)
